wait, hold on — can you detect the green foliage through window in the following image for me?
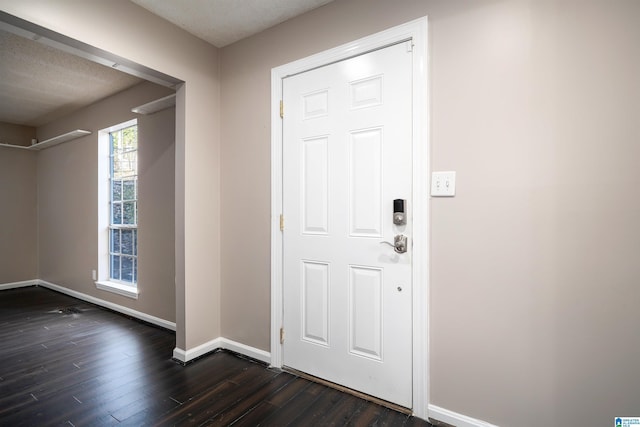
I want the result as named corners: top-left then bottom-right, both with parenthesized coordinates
top-left (109, 124), bottom-right (138, 285)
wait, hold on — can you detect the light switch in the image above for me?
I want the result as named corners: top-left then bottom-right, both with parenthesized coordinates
top-left (431, 171), bottom-right (456, 197)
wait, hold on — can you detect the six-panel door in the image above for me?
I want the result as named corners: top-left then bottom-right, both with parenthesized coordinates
top-left (283, 41), bottom-right (413, 408)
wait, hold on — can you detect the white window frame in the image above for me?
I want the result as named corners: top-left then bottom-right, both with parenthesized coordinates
top-left (96, 118), bottom-right (139, 299)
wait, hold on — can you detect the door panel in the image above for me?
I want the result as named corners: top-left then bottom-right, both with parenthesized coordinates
top-left (282, 41), bottom-right (413, 407)
top-left (349, 127), bottom-right (383, 237)
top-left (301, 260), bottom-right (329, 346)
top-left (349, 265), bottom-right (383, 360)
top-left (301, 136), bottom-right (329, 234)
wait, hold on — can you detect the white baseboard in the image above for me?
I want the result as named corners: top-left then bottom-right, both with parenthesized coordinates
top-left (429, 405), bottom-right (499, 427)
top-left (173, 337), bottom-right (271, 365)
top-left (37, 280), bottom-right (176, 331)
top-left (219, 337), bottom-right (271, 364)
top-left (0, 279), bottom-right (38, 290)
top-left (173, 337), bottom-right (222, 363)
top-left (172, 347), bottom-right (188, 362)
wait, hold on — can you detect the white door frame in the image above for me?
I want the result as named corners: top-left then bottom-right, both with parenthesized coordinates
top-left (270, 17), bottom-right (429, 419)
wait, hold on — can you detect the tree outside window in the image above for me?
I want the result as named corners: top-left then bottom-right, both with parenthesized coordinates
top-left (109, 125), bottom-right (138, 285)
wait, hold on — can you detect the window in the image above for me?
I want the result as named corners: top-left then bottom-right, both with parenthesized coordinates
top-left (96, 119), bottom-right (139, 299)
top-left (109, 124), bottom-right (138, 285)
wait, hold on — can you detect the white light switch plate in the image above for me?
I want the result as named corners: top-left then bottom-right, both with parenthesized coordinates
top-left (431, 171), bottom-right (456, 197)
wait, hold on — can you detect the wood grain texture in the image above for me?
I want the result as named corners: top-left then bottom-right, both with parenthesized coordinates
top-left (0, 287), bottom-right (432, 426)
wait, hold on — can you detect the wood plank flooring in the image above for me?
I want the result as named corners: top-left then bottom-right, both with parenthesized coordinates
top-left (0, 286), bottom-right (432, 426)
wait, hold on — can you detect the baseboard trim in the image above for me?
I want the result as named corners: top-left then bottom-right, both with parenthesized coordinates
top-left (173, 337), bottom-right (271, 365)
top-left (172, 347), bottom-right (188, 363)
top-left (429, 405), bottom-right (499, 427)
top-left (219, 337), bottom-right (271, 364)
top-left (0, 279), bottom-right (39, 290)
top-left (173, 337), bottom-right (222, 363)
top-left (37, 280), bottom-right (176, 331)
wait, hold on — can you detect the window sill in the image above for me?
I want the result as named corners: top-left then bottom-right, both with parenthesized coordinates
top-left (96, 281), bottom-right (139, 299)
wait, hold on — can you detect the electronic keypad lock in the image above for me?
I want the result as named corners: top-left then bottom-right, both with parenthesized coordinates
top-left (393, 199), bottom-right (406, 226)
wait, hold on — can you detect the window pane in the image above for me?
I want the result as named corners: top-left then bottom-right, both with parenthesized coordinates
top-left (121, 229), bottom-right (134, 255)
top-left (124, 151), bottom-right (137, 176)
top-left (113, 152), bottom-right (135, 179)
top-left (122, 126), bottom-right (137, 151)
top-left (113, 152), bottom-right (127, 179)
top-left (112, 180), bottom-right (122, 201)
top-left (112, 202), bottom-right (122, 225)
top-left (108, 123), bottom-right (137, 286)
top-left (110, 255), bottom-right (120, 281)
top-left (122, 202), bottom-right (136, 225)
top-left (121, 256), bottom-right (134, 283)
top-left (123, 180), bottom-right (135, 200)
top-left (133, 258), bottom-right (137, 283)
top-left (110, 229), bottom-right (120, 253)
top-left (110, 131), bottom-right (121, 155)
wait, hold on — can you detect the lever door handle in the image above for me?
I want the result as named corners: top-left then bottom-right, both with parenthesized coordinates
top-left (380, 234), bottom-right (408, 254)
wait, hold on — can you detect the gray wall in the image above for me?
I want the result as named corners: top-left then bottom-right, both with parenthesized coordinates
top-left (0, 122), bottom-right (36, 147)
top-left (219, 0), bottom-right (640, 426)
top-left (0, 0), bottom-right (223, 352)
top-left (0, 146), bottom-right (37, 283)
top-left (36, 82), bottom-right (176, 322)
top-left (2, 1), bottom-right (638, 425)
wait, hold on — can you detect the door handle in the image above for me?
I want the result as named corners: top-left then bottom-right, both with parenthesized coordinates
top-left (380, 234), bottom-right (408, 254)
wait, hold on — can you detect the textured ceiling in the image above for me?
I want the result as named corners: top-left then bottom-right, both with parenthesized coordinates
top-left (0, 0), bottom-right (334, 128)
top-left (0, 29), bottom-right (143, 127)
top-left (130, 0), bottom-right (335, 47)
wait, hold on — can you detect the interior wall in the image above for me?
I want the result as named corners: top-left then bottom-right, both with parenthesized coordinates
top-left (36, 81), bottom-right (176, 322)
top-left (137, 106), bottom-right (176, 322)
top-left (0, 147), bottom-right (37, 284)
top-left (0, 122), bottom-right (36, 147)
top-left (219, 0), bottom-right (640, 426)
top-left (0, 0), bottom-right (222, 351)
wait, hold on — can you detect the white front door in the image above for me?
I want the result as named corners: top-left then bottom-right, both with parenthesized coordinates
top-left (282, 41), bottom-right (413, 408)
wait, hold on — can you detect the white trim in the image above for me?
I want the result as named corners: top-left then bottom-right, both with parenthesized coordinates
top-left (172, 337), bottom-right (222, 363)
top-left (429, 405), bottom-right (500, 427)
top-left (172, 347), bottom-right (189, 363)
top-left (131, 94), bottom-right (176, 115)
top-left (0, 142), bottom-right (30, 150)
top-left (102, 117), bottom-right (138, 134)
top-left (0, 279), bottom-right (39, 290)
top-left (96, 280), bottom-right (139, 299)
top-left (172, 337), bottom-right (271, 365)
top-left (97, 118), bottom-right (139, 290)
top-left (37, 280), bottom-right (175, 331)
top-left (98, 128), bottom-right (110, 286)
top-left (410, 18), bottom-right (430, 420)
top-left (219, 337), bottom-right (271, 364)
top-left (29, 129), bottom-right (91, 151)
top-left (270, 17), bottom-right (430, 419)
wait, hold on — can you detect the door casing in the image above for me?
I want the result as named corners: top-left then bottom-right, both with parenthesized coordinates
top-left (270, 17), bottom-right (430, 419)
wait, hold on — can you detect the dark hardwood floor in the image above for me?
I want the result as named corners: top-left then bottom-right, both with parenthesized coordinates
top-left (0, 286), bottom-right (431, 426)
